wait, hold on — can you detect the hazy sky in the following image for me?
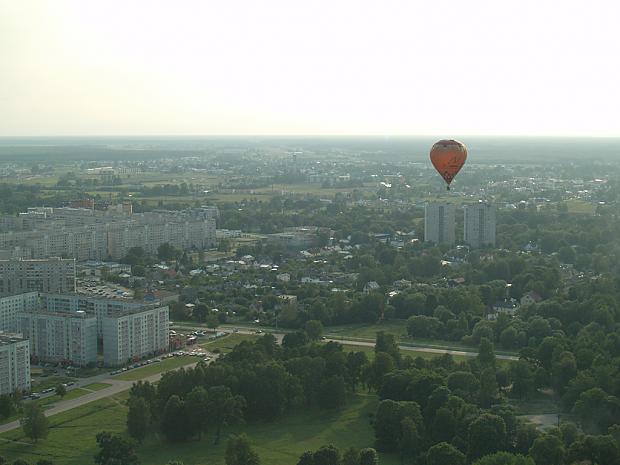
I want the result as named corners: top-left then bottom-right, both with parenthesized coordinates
top-left (2, 0), bottom-right (620, 136)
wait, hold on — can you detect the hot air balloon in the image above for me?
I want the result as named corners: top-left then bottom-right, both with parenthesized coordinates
top-left (430, 139), bottom-right (467, 190)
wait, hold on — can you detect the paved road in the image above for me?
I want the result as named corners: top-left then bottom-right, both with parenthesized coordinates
top-left (210, 324), bottom-right (519, 361)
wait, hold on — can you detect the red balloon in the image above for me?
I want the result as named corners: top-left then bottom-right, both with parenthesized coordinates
top-left (430, 139), bottom-right (467, 189)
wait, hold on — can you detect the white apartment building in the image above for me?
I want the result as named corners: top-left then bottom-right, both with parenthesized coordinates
top-left (0, 334), bottom-right (31, 395)
top-left (0, 292), bottom-right (39, 332)
top-left (464, 202), bottom-right (496, 248)
top-left (424, 203), bottom-right (456, 245)
top-left (102, 306), bottom-right (169, 367)
top-left (0, 206), bottom-right (217, 261)
top-left (18, 310), bottom-right (97, 367)
top-left (40, 293), bottom-right (163, 337)
top-left (0, 257), bottom-right (76, 296)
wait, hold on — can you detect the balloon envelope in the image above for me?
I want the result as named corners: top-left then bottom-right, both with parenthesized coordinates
top-left (430, 139), bottom-right (467, 187)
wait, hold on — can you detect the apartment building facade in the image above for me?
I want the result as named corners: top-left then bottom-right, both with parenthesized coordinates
top-left (0, 292), bottom-right (39, 332)
top-left (424, 202), bottom-right (456, 245)
top-left (0, 257), bottom-right (76, 296)
top-left (18, 310), bottom-right (97, 367)
top-left (0, 334), bottom-right (31, 395)
top-left (103, 305), bottom-right (169, 367)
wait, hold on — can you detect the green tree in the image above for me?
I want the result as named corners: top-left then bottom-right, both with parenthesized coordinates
top-left (296, 452), bottom-right (314, 465)
top-left (21, 403), bottom-right (48, 443)
top-left (225, 434), bottom-right (260, 465)
top-left (478, 337), bottom-right (496, 368)
top-left (0, 395), bottom-right (15, 419)
top-left (186, 386), bottom-right (209, 439)
top-left (157, 243), bottom-right (181, 261)
top-left (161, 395), bottom-right (189, 442)
top-left (426, 442), bottom-right (466, 465)
top-left (472, 452), bottom-right (535, 465)
top-left (529, 434), bottom-right (564, 465)
top-left (432, 407), bottom-right (456, 443)
top-left (94, 431), bottom-right (139, 465)
top-left (399, 416), bottom-right (421, 462)
top-left (468, 413), bottom-right (507, 460)
top-left (207, 386), bottom-right (246, 444)
top-left (55, 384), bottom-right (66, 399)
top-left (127, 396), bottom-right (150, 443)
top-left (359, 448), bottom-right (379, 465)
top-left (375, 331), bottom-right (400, 364)
top-left (304, 320), bottom-right (324, 340)
top-left (341, 448), bottom-right (360, 465)
top-left (317, 376), bottom-right (346, 410)
top-left (312, 445), bottom-right (340, 465)
top-left (479, 367), bottom-right (499, 408)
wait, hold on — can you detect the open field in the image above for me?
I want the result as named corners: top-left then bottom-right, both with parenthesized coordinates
top-left (0, 391), bottom-right (398, 465)
top-left (564, 199), bottom-right (596, 214)
top-left (199, 333), bottom-right (260, 353)
top-left (113, 356), bottom-right (197, 381)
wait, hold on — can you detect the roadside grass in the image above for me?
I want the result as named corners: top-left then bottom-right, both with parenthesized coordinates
top-left (81, 383), bottom-right (112, 392)
top-left (31, 376), bottom-right (76, 392)
top-left (113, 356), bottom-right (197, 381)
top-left (199, 333), bottom-right (260, 353)
top-left (326, 321), bottom-right (519, 356)
top-left (0, 393), bottom-right (128, 464)
top-left (0, 392), bottom-right (400, 465)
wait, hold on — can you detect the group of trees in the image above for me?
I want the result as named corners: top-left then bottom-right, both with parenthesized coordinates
top-left (125, 333), bottom-right (369, 446)
top-left (296, 445), bottom-right (379, 465)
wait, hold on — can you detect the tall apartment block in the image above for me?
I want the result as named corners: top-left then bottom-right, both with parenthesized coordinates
top-left (464, 202), bottom-right (496, 248)
top-left (0, 257), bottom-right (76, 296)
top-left (0, 334), bottom-right (31, 395)
top-left (39, 293), bottom-right (167, 337)
top-left (0, 292), bottom-right (39, 332)
top-left (103, 306), bottom-right (169, 367)
top-left (18, 310), bottom-right (97, 367)
top-left (424, 203), bottom-right (456, 246)
top-left (0, 206), bottom-right (218, 261)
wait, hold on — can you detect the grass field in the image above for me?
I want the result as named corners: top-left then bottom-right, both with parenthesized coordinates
top-left (31, 376), bottom-right (76, 392)
top-left (199, 333), bottom-right (260, 353)
top-left (0, 391), bottom-right (398, 465)
top-left (113, 356), bottom-right (197, 381)
top-left (565, 199), bottom-right (596, 214)
top-left (82, 383), bottom-right (112, 391)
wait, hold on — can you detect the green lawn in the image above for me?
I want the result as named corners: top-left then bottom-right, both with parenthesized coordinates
top-left (113, 356), bottom-right (197, 381)
top-left (31, 376), bottom-right (76, 393)
top-left (199, 333), bottom-right (260, 353)
top-left (565, 199), bottom-right (596, 214)
top-left (82, 383), bottom-right (112, 392)
top-left (0, 392), bottom-right (398, 465)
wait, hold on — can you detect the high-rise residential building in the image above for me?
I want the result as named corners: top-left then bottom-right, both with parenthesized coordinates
top-left (0, 257), bottom-right (76, 296)
top-left (0, 206), bottom-right (218, 261)
top-left (103, 305), bottom-right (169, 367)
top-left (39, 293), bottom-right (166, 337)
top-left (18, 310), bottom-right (97, 367)
top-left (0, 292), bottom-right (39, 332)
top-left (424, 203), bottom-right (456, 245)
top-left (463, 202), bottom-right (496, 248)
top-left (0, 334), bottom-right (31, 395)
